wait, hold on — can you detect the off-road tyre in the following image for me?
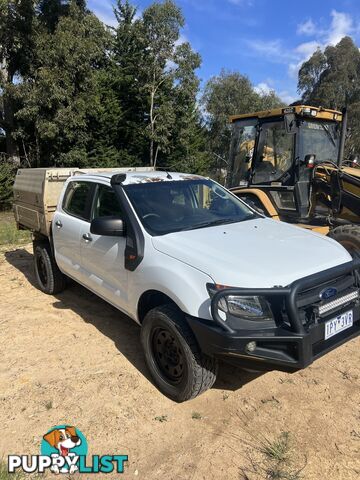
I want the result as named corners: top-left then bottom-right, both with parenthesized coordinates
top-left (33, 241), bottom-right (67, 294)
top-left (141, 304), bottom-right (218, 402)
top-left (328, 225), bottom-right (360, 259)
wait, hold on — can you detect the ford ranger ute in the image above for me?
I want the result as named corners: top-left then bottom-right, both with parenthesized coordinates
top-left (13, 168), bottom-right (360, 401)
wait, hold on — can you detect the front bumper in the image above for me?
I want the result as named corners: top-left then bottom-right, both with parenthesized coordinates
top-left (187, 259), bottom-right (360, 371)
top-left (188, 306), bottom-right (360, 370)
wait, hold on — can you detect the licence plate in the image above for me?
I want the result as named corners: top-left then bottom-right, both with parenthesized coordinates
top-left (324, 310), bottom-right (353, 340)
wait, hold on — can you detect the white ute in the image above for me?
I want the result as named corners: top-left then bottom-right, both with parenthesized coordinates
top-left (13, 168), bottom-right (360, 401)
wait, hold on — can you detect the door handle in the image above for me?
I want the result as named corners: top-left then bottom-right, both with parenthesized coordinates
top-left (82, 233), bottom-right (92, 242)
top-left (55, 220), bottom-right (62, 228)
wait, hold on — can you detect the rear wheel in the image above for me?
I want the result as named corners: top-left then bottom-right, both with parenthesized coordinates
top-left (328, 225), bottom-right (360, 258)
top-left (33, 241), bottom-right (67, 294)
top-left (141, 304), bottom-right (218, 402)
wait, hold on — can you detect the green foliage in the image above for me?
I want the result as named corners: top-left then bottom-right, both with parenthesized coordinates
top-left (0, 0), bottom-right (35, 160)
top-left (298, 36), bottom-right (360, 157)
top-left (139, 0), bottom-right (198, 166)
top-left (299, 37), bottom-right (360, 109)
top-left (298, 47), bottom-right (327, 105)
top-left (15, 2), bottom-right (110, 166)
top-left (0, 158), bottom-right (17, 208)
top-left (0, 0), bottom-right (35, 81)
top-left (90, 0), bottom-right (206, 169)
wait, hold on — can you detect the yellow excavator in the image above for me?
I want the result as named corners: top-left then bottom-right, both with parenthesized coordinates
top-left (227, 105), bottom-right (360, 256)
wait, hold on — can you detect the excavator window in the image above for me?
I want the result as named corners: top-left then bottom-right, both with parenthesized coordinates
top-left (252, 122), bottom-right (294, 185)
top-left (298, 120), bottom-right (339, 164)
top-left (230, 121), bottom-right (257, 186)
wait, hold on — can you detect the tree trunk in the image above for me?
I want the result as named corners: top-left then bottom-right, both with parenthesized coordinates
top-left (150, 137), bottom-right (154, 166)
top-left (154, 144), bottom-right (160, 168)
top-left (149, 88), bottom-right (155, 166)
top-left (2, 73), bottom-right (20, 165)
top-left (4, 99), bottom-right (20, 164)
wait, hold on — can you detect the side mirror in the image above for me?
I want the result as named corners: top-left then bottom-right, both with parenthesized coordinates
top-left (90, 216), bottom-right (125, 237)
top-left (304, 154), bottom-right (317, 168)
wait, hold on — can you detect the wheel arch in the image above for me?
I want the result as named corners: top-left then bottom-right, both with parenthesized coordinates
top-left (137, 289), bottom-right (182, 324)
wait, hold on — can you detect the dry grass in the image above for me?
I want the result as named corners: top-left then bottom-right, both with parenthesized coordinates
top-left (0, 211), bottom-right (30, 251)
top-left (238, 430), bottom-right (306, 480)
top-left (0, 461), bottom-right (27, 480)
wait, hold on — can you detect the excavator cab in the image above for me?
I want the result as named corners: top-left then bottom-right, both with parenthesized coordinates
top-left (228, 106), bottom-right (360, 255)
top-left (227, 106), bottom-right (343, 222)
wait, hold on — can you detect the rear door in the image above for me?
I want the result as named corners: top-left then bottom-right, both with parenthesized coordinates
top-left (79, 182), bottom-right (129, 313)
top-left (53, 180), bottom-right (94, 283)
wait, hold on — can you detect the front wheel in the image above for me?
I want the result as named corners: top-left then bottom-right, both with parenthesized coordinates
top-left (328, 225), bottom-right (360, 258)
top-left (141, 304), bottom-right (218, 402)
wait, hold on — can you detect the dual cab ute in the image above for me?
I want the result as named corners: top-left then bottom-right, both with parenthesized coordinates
top-left (13, 168), bottom-right (360, 401)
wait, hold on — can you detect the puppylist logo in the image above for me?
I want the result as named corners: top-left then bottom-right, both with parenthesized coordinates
top-left (8, 425), bottom-right (128, 475)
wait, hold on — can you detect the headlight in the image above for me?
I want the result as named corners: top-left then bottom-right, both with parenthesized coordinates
top-left (207, 284), bottom-right (273, 321)
top-left (226, 295), bottom-right (271, 319)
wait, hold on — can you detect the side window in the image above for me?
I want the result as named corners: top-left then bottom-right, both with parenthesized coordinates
top-left (93, 184), bottom-right (123, 219)
top-left (63, 181), bottom-right (92, 221)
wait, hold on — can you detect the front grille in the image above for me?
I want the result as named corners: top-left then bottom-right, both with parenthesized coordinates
top-left (294, 272), bottom-right (359, 326)
top-left (296, 273), bottom-right (354, 308)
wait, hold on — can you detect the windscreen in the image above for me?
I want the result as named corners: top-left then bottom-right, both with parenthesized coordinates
top-left (299, 120), bottom-right (340, 163)
top-left (124, 179), bottom-right (257, 236)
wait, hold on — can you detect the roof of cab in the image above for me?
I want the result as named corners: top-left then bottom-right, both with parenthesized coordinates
top-left (229, 105), bottom-right (342, 123)
top-left (72, 170), bottom-right (205, 185)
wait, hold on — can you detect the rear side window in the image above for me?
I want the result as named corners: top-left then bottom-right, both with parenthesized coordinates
top-left (63, 181), bottom-right (93, 221)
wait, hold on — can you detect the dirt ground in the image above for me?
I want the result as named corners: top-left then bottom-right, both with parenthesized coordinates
top-left (1, 244), bottom-right (360, 479)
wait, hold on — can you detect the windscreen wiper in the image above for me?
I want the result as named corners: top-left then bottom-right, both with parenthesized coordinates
top-left (322, 125), bottom-right (337, 147)
top-left (181, 215), bottom-right (255, 231)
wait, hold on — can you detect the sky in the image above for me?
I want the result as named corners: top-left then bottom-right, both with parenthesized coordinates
top-left (87, 0), bottom-right (360, 104)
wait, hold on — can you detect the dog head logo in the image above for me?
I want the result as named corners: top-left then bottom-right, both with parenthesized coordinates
top-left (41, 425), bottom-right (88, 474)
top-left (43, 426), bottom-right (81, 457)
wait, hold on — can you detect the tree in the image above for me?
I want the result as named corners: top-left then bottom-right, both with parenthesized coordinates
top-left (202, 70), bottom-right (284, 169)
top-left (103, 0), bottom-right (204, 169)
top-left (37, 0), bottom-right (88, 32)
top-left (166, 42), bottom-right (208, 172)
top-left (0, 0), bottom-right (212, 179)
top-left (298, 48), bottom-right (327, 106)
top-left (101, 0), bottom-right (148, 164)
top-left (15, 1), bottom-right (110, 166)
top-left (0, 0), bottom-right (35, 162)
top-left (141, 0), bottom-right (185, 166)
top-left (298, 37), bottom-right (360, 109)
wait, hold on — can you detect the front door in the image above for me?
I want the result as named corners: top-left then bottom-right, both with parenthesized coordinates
top-left (79, 182), bottom-right (129, 313)
top-left (251, 121), bottom-right (299, 215)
